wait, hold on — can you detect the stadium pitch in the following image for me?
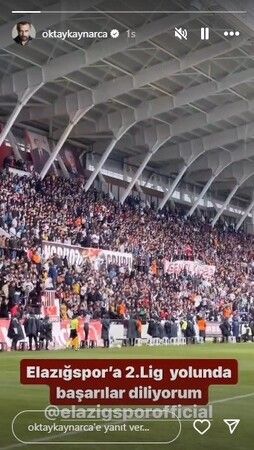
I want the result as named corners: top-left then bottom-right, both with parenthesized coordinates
top-left (0, 344), bottom-right (253, 450)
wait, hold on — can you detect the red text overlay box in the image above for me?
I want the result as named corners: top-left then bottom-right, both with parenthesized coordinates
top-left (20, 359), bottom-right (238, 405)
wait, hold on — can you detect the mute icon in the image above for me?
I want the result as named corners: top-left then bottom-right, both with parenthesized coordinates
top-left (223, 419), bottom-right (240, 434)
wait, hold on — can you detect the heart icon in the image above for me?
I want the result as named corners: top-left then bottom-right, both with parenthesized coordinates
top-left (193, 419), bottom-right (211, 435)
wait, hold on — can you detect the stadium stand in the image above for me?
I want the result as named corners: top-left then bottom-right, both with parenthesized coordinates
top-left (0, 169), bottom-right (253, 342)
top-left (0, 0), bottom-right (254, 348)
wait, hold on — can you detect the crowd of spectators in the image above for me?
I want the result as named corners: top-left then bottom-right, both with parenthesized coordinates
top-left (0, 168), bottom-right (254, 329)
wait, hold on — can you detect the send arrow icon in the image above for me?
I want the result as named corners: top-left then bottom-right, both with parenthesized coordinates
top-left (223, 419), bottom-right (240, 434)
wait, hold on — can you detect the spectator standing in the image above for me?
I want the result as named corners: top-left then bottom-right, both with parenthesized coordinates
top-left (24, 313), bottom-right (40, 350)
top-left (7, 314), bottom-right (25, 350)
top-left (67, 314), bottom-right (79, 351)
top-left (232, 316), bottom-right (241, 343)
top-left (220, 318), bottom-right (231, 343)
top-left (127, 316), bottom-right (138, 346)
top-left (101, 315), bottom-right (110, 348)
top-left (197, 316), bottom-right (207, 343)
top-left (39, 315), bottom-right (52, 350)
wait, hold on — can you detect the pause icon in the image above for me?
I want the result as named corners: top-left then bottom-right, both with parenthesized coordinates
top-left (201, 27), bottom-right (209, 40)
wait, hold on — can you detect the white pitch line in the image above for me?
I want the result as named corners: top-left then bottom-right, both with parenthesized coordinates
top-left (211, 392), bottom-right (254, 404)
top-left (2, 392), bottom-right (254, 450)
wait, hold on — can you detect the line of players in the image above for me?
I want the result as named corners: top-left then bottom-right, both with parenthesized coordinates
top-left (7, 313), bottom-right (142, 351)
top-left (7, 312), bottom-right (254, 351)
top-left (7, 314), bottom-right (52, 351)
top-left (7, 313), bottom-right (82, 351)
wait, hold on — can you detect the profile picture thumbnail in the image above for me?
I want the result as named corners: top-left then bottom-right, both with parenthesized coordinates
top-left (12, 21), bottom-right (36, 46)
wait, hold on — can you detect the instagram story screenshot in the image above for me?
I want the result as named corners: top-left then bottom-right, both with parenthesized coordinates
top-left (0, 0), bottom-right (253, 449)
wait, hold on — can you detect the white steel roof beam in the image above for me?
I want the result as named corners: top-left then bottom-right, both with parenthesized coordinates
top-left (34, 37), bottom-right (246, 178)
top-left (187, 140), bottom-right (254, 216)
top-left (29, 65), bottom-right (254, 141)
top-left (187, 152), bottom-right (233, 216)
top-left (117, 95), bottom-right (254, 163)
top-left (13, 36), bottom-right (247, 124)
top-left (160, 121), bottom-right (254, 167)
top-left (40, 107), bottom-right (93, 179)
top-left (211, 184), bottom-right (240, 226)
top-left (158, 122), bottom-right (254, 209)
top-left (84, 112), bottom-right (136, 191)
top-left (211, 160), bottom-right (254, 226)
top-left (236, 198), bottom-right (254, 230)
top-left (153, 119), bottom-right (254, 164)
top-left (0, 13), bottom-right (191, 99)
top-left (0, 0), bottom-right (101, 147)
top-left (120, 125), bottom-right (171, 203)
top-left (0, 13), bottom-right (193, 149)
top-left (187, 174), bottom-right (220, 217)
top-left (0, 84), bottom-right (43, 146)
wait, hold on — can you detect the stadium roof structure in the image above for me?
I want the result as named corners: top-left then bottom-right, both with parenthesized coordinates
top-left (0, 0), bottom-right (254, 226)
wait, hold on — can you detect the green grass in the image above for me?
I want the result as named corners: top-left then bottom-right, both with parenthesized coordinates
top-left (0, 344), bottom-right (254, 450)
